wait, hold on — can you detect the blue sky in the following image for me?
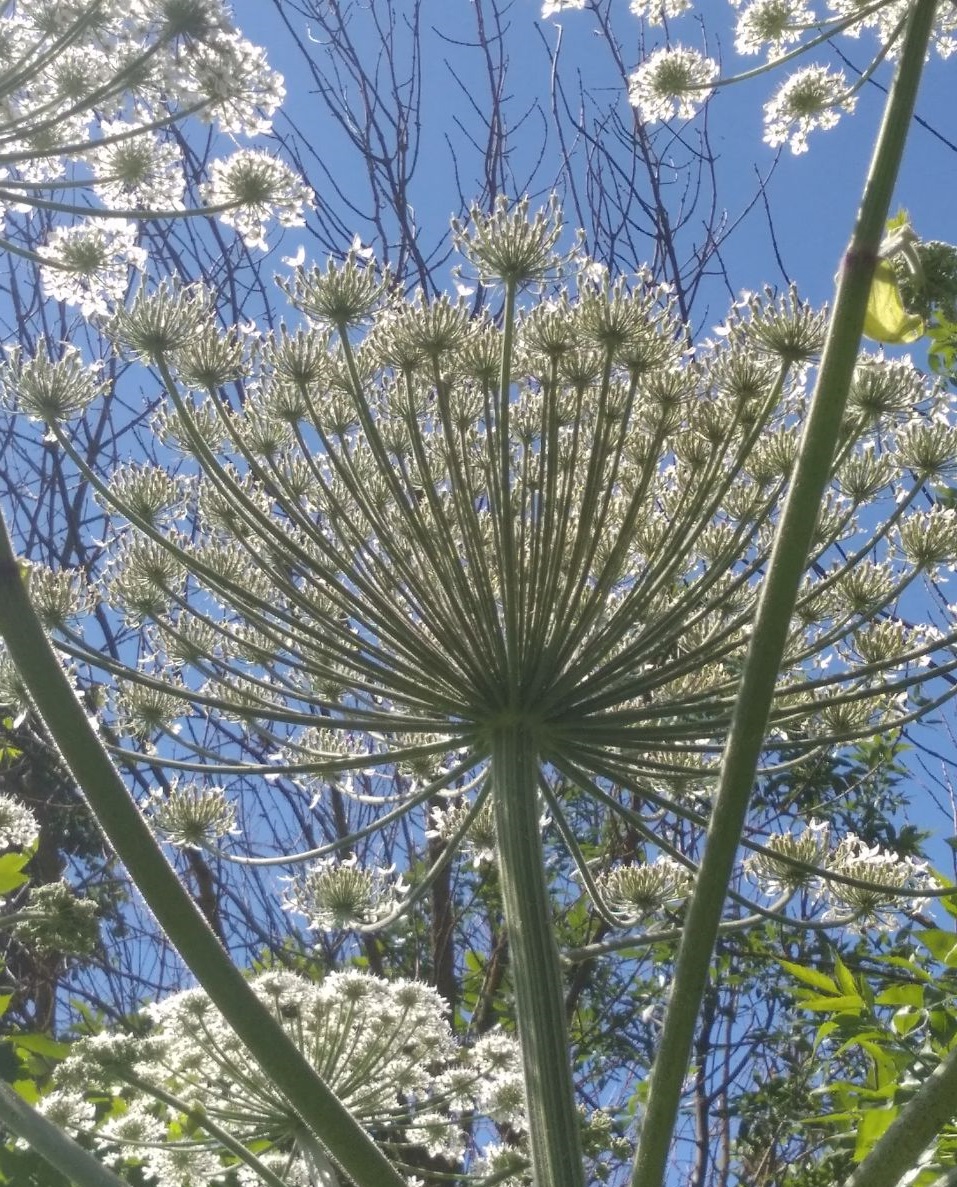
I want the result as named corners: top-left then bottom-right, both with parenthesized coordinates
top-left (233, 1), bottom-right (957, 318)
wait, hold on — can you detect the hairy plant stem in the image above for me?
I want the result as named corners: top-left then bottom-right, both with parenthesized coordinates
top-left (0, 525), bottom-right (406, 1187)
top-left (0, 1080), bottom-right (131, 1187)
top-left (630, 3), bottom-right (939, 1185)
top-left (491, 722), bottom-right (584, 1187)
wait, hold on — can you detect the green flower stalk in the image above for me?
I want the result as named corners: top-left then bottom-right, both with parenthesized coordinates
top-left (631, 3), bottom-right (943, 1186)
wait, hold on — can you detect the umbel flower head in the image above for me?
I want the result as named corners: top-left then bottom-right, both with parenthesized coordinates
top-left (40, 969), bottom-right (529, 1184)
top-left (0, 0), bottom-right (305, 313)
top-left (20, 196), bottom-right (957, 1187)
top-left (29, 198), bottom-right (957, 924)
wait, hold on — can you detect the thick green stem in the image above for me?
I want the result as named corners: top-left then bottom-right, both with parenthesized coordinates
top-left (842, 1043), bottom-right (957, 1187)
top-left (0, 1081), bottom-right (131, 1187)
top-left (491, 723), bottom-right (584, 1187)
top-left (0, 525), bottom-right (406, 1187)
top-left (630, 4), bottom-right (939, 1186)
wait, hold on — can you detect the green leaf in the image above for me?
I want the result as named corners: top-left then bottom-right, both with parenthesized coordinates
top-left (863, 259), bottom-right (924, 344)
top-left (886, 208), bottom-right (911, 234)
top-left (0, 852), bottom-right (30, 896)
top-left (919, 928), bottom-right (957, 967)
top-left (875, 983), bottom-right (923, 1008)
top-left (797, 993), bottom-right (866, 1013)
top-left (891, 1007), bottom-right (922, 1037)
top-left (12, 1035), bottom-right (69, 1060)
top-left (834, 952), bottom-right (859, 997)
top-left (11, 1079), bottom-right (39, 1105)
top-left (854, 1107), bottom-right (897, 1161)
top-left (930, 871), bottom-right (957, 919)
top-left (778, 959), bottom-right (840, 995)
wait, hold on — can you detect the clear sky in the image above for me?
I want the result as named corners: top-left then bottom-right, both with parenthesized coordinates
top-left (232, 1), bottom-right (957, 318)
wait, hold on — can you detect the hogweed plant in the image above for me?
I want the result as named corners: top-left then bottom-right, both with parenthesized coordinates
top-left (3, 193), bottom-right (957, 1185)
top-left (0, 3), bottom-right (954, 1187)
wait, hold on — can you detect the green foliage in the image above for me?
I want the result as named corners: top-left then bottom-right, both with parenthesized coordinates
top-left (0, 852), bottom-right (31, 898)
top-left (888, 210), bottom-right (957, 383)
top-left (776, 922), bottom-right (957, 1183)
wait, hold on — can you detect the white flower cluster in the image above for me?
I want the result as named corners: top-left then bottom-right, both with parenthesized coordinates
top-left (0, 792), bottom-right (39, 851)
top-left (39, 222), bottom-right (148, 317)
top-left (746, 820), bottom-right (936, 931)
top-left (41, 969), bottom-right (528, 1184)
top-left (0, 0), bottom-right (310, 311)
top-left (0, 793), bottom-right (99, 956)
top-left (594, 855), bottom-right (694, 925)
top-left (283, 853), bottom-right (407, 932)
top-left (143, 781), bottom-right (239, 850)
top-left (23, 202), bottom-right (957, 950)
top-left (547, 1), bottom-right (957, 153)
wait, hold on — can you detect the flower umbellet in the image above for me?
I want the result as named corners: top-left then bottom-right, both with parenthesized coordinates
top-left (10, 196), bottom-right (957, 1187)
top-left (610, 1), bottom-right (957, 152)
top-left (0, 0), bottom-right (307, 312)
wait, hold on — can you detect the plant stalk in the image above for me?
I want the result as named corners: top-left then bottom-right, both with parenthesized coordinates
top-left (0, 526), bottom-right (406, 1187)
top-left (491, 722), bottom-right (584, 1187)
top-left (630, 3), bottom-right (939, 1185)
top-left (0, 1080), bottom-right (132, 1187)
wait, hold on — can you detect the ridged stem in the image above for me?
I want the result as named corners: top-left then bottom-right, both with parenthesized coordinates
top-left (491, 722), bottom-right (584, 1187)
top-left (0, 1081), bottom-right (131, 1187)
top-left (630, 4), bottom-right (939, 1185)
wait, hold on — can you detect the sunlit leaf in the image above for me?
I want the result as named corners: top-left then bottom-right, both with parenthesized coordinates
top-left (863, 259), bottom-right (924, 344)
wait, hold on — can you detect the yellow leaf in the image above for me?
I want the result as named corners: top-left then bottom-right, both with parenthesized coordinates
top-left (863, 259), bottom-right (924, 344)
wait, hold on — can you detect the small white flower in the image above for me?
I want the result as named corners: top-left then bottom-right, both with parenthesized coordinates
top-left (282, 244), bottom-right (307, 268)
top-left (541, 0), bottom-right (587, 16)
top-left (763, 65), bottom-right (856, 154)
top-left (89, 121), bottom-right (185, 211)
top-left (734, 0), bottom-right (815, 57)
top-left (628, 46), bottom-right (718, 123)
top-left (144, 782), bottom-right (239, 850)
top-left (629, 0), bottom-right (693, 22)
top-left (0, 794), bottom-right (39, 851)
top-left (594, 855), bottom-right (693, 924)
top-left (285, 853), bottom-right (404, 931)
top-left (745, 819), bottom-right (831, 896)
top-left (820, 833), bottom-right (934, 932)
top-left (350, 233), bottom-right (375, 261)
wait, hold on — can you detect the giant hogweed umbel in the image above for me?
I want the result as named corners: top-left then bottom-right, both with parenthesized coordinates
top-left (4, 162), bottom-right (957, 1183)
